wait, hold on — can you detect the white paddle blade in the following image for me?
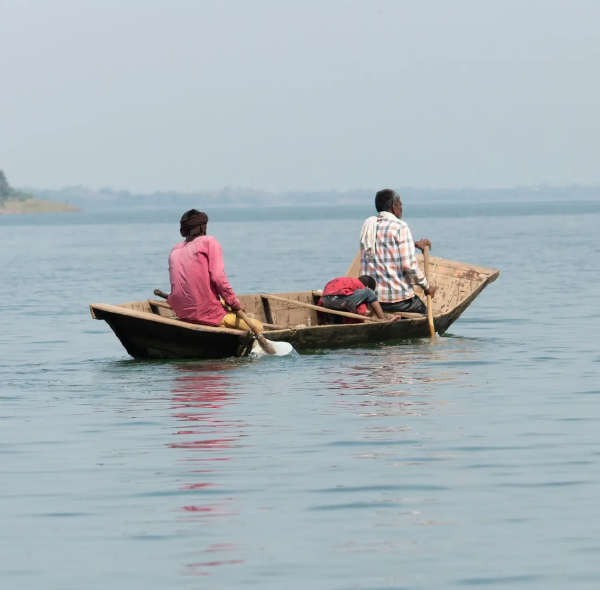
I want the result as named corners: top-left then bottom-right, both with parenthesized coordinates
top-left (251, 339), bottom-right (295, 357)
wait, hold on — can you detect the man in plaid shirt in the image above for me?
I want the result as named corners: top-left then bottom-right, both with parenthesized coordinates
top-left (360, 189), bottom-right (436, 314)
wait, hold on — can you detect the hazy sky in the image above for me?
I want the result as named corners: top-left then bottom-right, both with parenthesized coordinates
top-left (1, 0), bottom-right (599, 192)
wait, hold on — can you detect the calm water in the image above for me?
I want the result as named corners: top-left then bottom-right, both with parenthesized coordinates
top-left (1, 201), bottom-right (600, 589)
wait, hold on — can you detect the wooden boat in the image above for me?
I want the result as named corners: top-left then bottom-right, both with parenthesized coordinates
top-left (89, 254), bottom-right (499, 359)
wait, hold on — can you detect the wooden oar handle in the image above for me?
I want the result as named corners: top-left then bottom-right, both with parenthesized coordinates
top-left (236, 310), bottom-right (259, 335)
top-left (423, 246), bottom-right (435, 338)
top-left (154, 289), bottom-right (169, 299)
top-left (423, 246), bottom-right (430, 275)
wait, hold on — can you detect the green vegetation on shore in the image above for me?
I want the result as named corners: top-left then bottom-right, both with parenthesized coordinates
top-left (0, 170), bottom-right (79, 215)
top-left (0, 169), bottom-right (32, 203)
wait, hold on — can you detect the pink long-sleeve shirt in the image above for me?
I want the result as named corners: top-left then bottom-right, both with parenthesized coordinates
top-left (167, 235), bottom-right (241, 326)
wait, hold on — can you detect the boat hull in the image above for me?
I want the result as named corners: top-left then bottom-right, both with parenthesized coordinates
top-left (91, 304), bottom-right (255, 360)
top-left (90, 255), bottom-right (499, 359)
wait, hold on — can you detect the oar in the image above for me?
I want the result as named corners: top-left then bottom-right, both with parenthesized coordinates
top-left (262, 293), bottom-right (427, 323)
top-left (235, 310), bottom-right (277, 355)
top-left (423, 246), bottom-right (435, 338)
top-left (153, 289), bottom-right (281, 355)
top-left (261, 294), bottom-right (378, 322)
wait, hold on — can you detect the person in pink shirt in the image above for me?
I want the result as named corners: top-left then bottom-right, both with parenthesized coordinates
top-left (167, 209), bottom-right (262, 332)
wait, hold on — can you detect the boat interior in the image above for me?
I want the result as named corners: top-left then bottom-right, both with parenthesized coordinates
top-left (112, 291), bottom-right (339, 332)
top-left (106, 254), bottom-right (499, 332)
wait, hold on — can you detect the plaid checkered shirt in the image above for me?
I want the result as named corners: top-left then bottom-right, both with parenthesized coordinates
top-left (360, 213), bottom-right (429, 303)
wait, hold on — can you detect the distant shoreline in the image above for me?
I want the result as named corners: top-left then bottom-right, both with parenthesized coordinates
top-left (19, 184), bottom-right (600, 213)
top-left (0, 198), bottom-right (80, 215)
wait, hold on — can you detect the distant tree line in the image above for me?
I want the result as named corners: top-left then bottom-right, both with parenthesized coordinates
top-left (17, 180), bottom-right (600, 212)
top-left (0, 170), bottom-right (32, 203)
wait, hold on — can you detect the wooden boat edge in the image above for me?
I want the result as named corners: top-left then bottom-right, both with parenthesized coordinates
top-left (346, 251), bottom-right (500, 280)
top-left (89, 303), bottom-right (251, 338)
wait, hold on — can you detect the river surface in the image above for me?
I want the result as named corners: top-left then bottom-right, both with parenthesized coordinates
top-left (1, 200), bottom-right (600, 589)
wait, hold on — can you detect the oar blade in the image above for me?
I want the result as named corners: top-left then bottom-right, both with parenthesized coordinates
top-left (251, 339), bottom-right (295, 357)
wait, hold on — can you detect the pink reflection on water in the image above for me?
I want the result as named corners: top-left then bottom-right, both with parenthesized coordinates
top-left (168, 362), bottom-right (246, 576)
top-left (184, 544), bottom-right (243, 577)
top-left (185, 559), bottom-right (245, 577)
top-left (181, 483), bottom-right (214, 490)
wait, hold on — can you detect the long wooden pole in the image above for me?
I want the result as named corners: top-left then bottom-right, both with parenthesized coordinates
top-left (262, 294), bottom-right (377, 323)
top-left (261, 294), bottom-right (425, 323)
top-left (423, 246), bottom-right (435, 338)
top-left (310, 291), bottom-right (424, 320)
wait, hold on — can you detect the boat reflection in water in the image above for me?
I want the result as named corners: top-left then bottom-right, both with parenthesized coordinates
top-left (325, 339), bottom-right (475, 417)
top-left (310, 340), bottom-right (480, 534)
top-left (161, 339), bottom-right (481, 577)
top-left (168, 362), bottom-right (246, 577)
